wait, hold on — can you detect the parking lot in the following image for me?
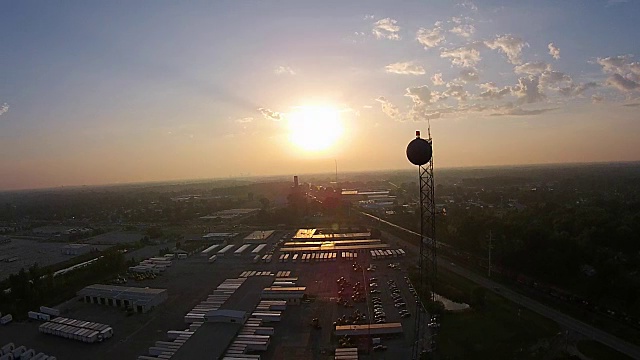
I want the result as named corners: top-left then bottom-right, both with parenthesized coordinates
top-left (0, 230), bottom-right (429, 359)
top-left (0, 238), bottom-right (112, 281)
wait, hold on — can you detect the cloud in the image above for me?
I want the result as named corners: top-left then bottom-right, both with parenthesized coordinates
top-left (623, 102), bottom-right (640, 107)
top-left (375, 96), bottom-right (402, 120)
top-left (444, 83), bottom-right (469, 101)
top-left (458, 67), bottom-right (479, 82)
top-left (440, 43), bottom-right (483, 67)
top-left (512, 75), bottom-right (546, 104)
top-left (235, 117), bottom-right (253, 123)
top-left (0, 103), bottom-right (8, 116)
top-left (485, 35), bottom-right (528, 64)
top-left (592, 94), bottom-right (605, 103)
top-left (548, 43), bottom-right (560, 60)
top-left (558, 82), bottom-right (599, 97)
top-left (514, 62), bottom-right (551, 75)
top-left (540, 70), bottom-right (572, 86)
top-left (257, 107), bottom-right (283, 121)
top-left (373, 18), bottom-right (401, 40)
top-left (606, 73), bottom-right (640, 91)
top-left (416, 26), bottom-right (445, 48)
top-left (274, 66), bottom-right (296, 75)
top-left (405, 85), bottom-right (437, 105)
top-left (432, 73), bottom-right (445, 86)
top-left (450, 24), bottom-right (475, 38)
top-left (477, 82), bottom-right (512, 100)
top-left (596, 55), bottom-right (640, 85)
top-left (385, 61), bottom-right (426, 75)
top-left (490, 105), bottom-right (558, 116)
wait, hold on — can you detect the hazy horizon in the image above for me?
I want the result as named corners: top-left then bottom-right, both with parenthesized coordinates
top-left (3, 160), bottom-right (639, 193)
top-left (1, 1), bottom-right (639, 191)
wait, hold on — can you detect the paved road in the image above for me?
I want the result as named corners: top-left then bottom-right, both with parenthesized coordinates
top-left (361, 212), bottom-right (640, 359)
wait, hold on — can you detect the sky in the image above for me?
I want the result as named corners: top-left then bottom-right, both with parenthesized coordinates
top-left (1, 0), bottom-right (639, 190)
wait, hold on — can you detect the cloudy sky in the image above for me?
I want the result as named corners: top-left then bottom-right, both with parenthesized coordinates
top-left (1, 0), bottom-right (639, 190)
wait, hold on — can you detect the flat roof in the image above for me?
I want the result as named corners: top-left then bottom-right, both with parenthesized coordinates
top-left (206, 309), bottom-right (247, 319)
top-left (263, 287), bottom-right (306, 292)
top-left (283, 239), bottom-right (380, 247)
top-left (77, 284), bottom-right (167, 304)
top-left (173, 277), bottom-right (272, 360)
top-left (281, 243), bottom-right (390, 252)
top-left (293, 229), bottom-right (316, 239)
top-left (203, 232), bottom-right (237, 238)
top-left (243, 230), bottom-right (275, 241)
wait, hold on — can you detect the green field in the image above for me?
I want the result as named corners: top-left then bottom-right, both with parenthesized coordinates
top-left (435, 269), bottom-right (560, 359)
top-left (576, 340), bottom-right (632, 360)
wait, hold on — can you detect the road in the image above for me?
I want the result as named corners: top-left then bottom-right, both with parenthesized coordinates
top-left (361, 211), bottom-right (640, 359)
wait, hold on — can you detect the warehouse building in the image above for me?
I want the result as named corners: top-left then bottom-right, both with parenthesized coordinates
top-left (62, 243), bottom-right (92, 255)
top-left (78, 284), bottom-right (168, 313)
top-left (243, 230), bottom-right (275, 244)
top-left (261, 286), bottom-right (306, 305)
top-left (205, 309), bottom-right (248, 324)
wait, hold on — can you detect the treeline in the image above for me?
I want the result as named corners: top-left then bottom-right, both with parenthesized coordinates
top-left (0, 251), bottom-right (134, 319)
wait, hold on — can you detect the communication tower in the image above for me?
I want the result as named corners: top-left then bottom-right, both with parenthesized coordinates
top-left (406, 129), bottom-right (437, 359)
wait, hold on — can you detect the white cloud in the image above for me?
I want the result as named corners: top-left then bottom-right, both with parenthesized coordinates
top-left (485, 35), bottom-right (528, 64)
top-left (514, 62), bottom-right (551, 75)
top-left (0, 103), bottom-right (8, 116)
top-left (458, 1), bottom-right (478, 11)
top-left (477, 83), bottom-right (512, 100)
top-left (375, 96), bottom-right (402, 121)
top-left (385, 61), bottom-right (426, 75)
top-left (490, 103), bottom-right (557, 116)
top-left (432, 73), bottom-right (445, 86)
top-left (236, 117), bottom-right (253, 123)
top-left (450, 24), bottom-right (475, 38)
top-left (405, 85), bottom-right (436, 105)
top-left (607, 73), bottom-right (640, 91)
top-left (458, 67), bottom-right (479, 82)
top-left (548, 43), bottom-right (560, 60)
top-left (416, 26), bottom-right (444, 48)
top-left (274, 66), bottom-right (296, 75)
top-left (596, 55), bottom-right (640, 84)
top-left (540, 70), bottom-right (572, 87)
top-left (440, 43), bottom-right (483, 67)
top-left (258, 107), bottom-right (283, 121)
top-left (512, 75), bottom-right (546, 104)
top-left (373, 18), bottom-right (401, 40)
top-left (444, 83), bottom-right (469, 101)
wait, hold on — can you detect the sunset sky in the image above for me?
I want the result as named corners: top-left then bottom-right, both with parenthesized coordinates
top-left (1, 0), bottom-right (639, 190)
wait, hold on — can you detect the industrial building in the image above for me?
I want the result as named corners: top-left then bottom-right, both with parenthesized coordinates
top-left (201, 232), bottom-right (237, 243)
top-left (292, 228), bottom-right (371, 241)
top-left (261, 286), bottom-right (306, 305)
top-left (243, 230), bottom-right (275, 244)
top-left (61, 243), bottom-right (92, 255)
top-left (78, 284), bottom-right (168, 313)
top-left (205, 309), bottom-right (248, 324)
top-left (334, 323), bottom-right (403, 336)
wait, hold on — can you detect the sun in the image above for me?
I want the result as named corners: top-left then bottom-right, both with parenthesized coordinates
top-left (288, 105), bottom-right (344, 152)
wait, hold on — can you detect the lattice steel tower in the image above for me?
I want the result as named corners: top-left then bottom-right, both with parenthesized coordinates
top-left (406, 129), bottom-right (437, 359)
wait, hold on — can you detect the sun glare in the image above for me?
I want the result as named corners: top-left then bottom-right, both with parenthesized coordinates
top-left (288, 106), bottom-right (344, 152)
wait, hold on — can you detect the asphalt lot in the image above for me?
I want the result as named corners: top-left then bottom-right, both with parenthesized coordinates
top-left (261, 250), bottom-right (418, 360)
top-left (0, 245), bottom-right (255, 359)
top-left (0, 238), bottom-right (110, 281)
top-left (0, 231), bottom-right (423, 360)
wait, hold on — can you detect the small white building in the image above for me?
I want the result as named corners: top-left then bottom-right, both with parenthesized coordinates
top-left (62, 243), bottom-right (92, 256)
top-left (204, 309), bottom-right (248, 324)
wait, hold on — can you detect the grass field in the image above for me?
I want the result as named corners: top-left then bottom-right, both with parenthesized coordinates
top-left (435, 269), bottom-right (560, 359)
top-left (576, 340), bottom-right (632, 360)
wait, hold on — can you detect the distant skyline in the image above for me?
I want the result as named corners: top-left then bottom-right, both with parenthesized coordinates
top-left (1, 0), bottom-right (639, 190)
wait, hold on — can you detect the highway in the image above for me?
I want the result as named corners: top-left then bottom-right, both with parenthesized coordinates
top-left (361, 211), bottom-right (640, 359)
